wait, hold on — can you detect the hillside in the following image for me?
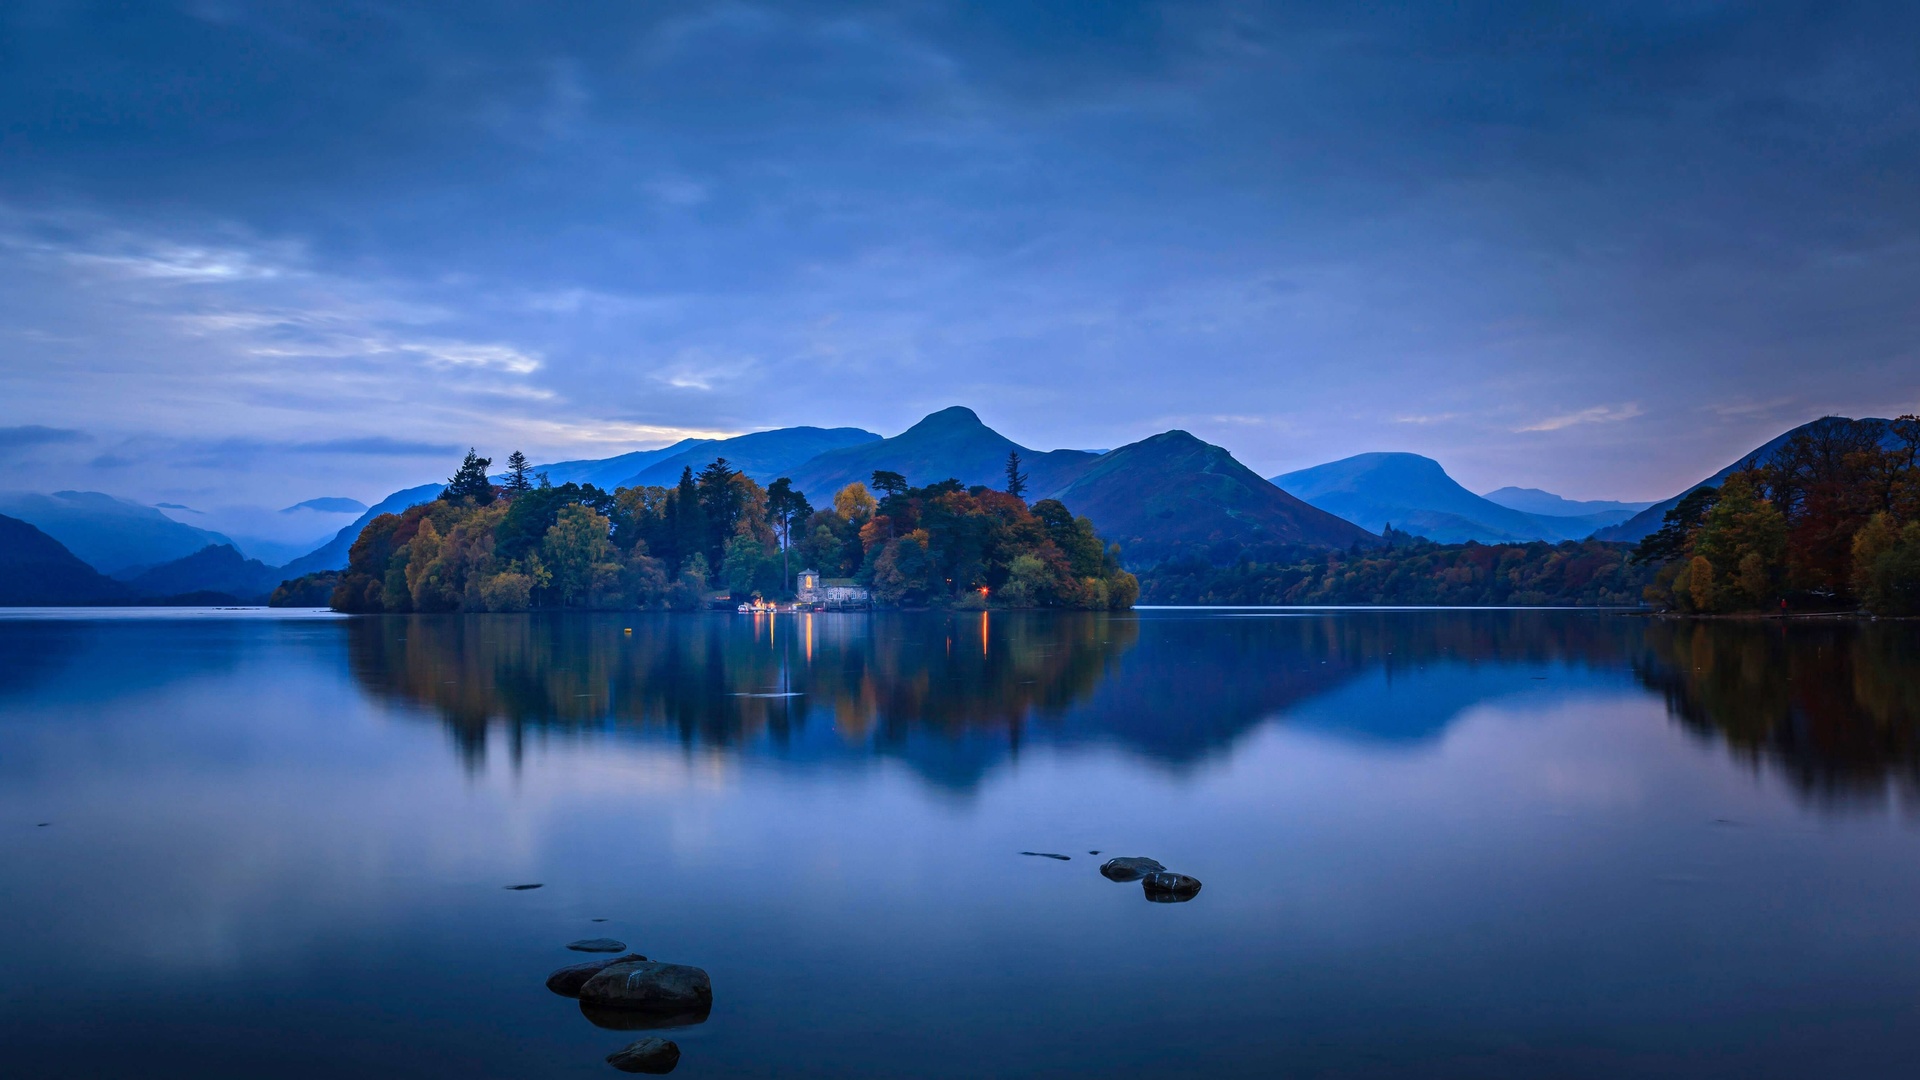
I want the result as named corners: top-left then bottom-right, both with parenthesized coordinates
top-left (0, 513), bottom-right (132, 605)
top-left (1595, 415), bottom-right (1895, 543)
top-left (280, 482), bottom-right (445, 576)
top-left (1054, 431), bottom-right (1377, 563)
top-left (1273, 453), bottom-right (1616, 544)
top-left (125, 544), bottom-right (284, 604)
top-left (621, 426), bottom-right (881, 488)
top-left (521, 438), bottom-right (713, 489)
top-left (0, 490), bottom-right (234, 574)
top-left (785, 406), bottom-right (1096, 500)
top-left (1480, 487), bottom-right (1650, 523)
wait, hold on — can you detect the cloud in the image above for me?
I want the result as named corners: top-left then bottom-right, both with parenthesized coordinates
top-left (0, 424), bottom-right (89, 450)
top-left (1516, 404), bottom-right (1645, 434)
top-left (289, 437), bottom-right (461, 457)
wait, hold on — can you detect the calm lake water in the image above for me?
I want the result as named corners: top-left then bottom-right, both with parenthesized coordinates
top-left (3, 607), bottom-right (1920, 1078)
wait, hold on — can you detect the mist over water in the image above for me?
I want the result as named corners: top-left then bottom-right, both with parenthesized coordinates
top-left (3, 609), bottom-right (1919, 1077)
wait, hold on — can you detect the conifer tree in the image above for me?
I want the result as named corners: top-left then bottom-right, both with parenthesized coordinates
top-left (504, 450), bottom-right (533, 492)
top-left (1004, 451), bottom-right (1028, 499)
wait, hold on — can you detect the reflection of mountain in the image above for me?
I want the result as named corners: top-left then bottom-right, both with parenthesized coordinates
top-left (1634, 620), bottom-right (1920, 809)
top-left (345, 610), bottom-right (1653, 787)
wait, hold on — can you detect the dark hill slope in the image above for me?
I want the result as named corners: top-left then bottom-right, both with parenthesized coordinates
top-left (1274, 452), bottom-right (1609, 544)
top-left (280, 482), bottom-right (445, 577)
top-left (0, 490), bottom-right (233, 574)
top-left (1053, 431), bottom-right (1378, 564)
top-left (1596, 415), bottom-right (1895, 543)
top-left (125, 544), bottom-right (284, 603)
top-left (0, 513), bottom-right (132, 605)
top-left (785, 407), bottom-right (1096, 501)
top-left (521, 438), bottom-right (712, 490)
top-left (622, 426), bottom-right (881, 488)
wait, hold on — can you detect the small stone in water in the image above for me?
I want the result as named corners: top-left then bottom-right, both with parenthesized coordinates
top-left (567, 937), bottom-right (628, 952)
top-left (1141, 872), bottom-right (1203, 902)
top-left (546, 954), bottom-right (649, 996)
top-left (1100, 857), bottom-right (1166, 882)
top-left (606, 1036), bottom-right (680, 1073)
top-left (1020, 852), bottom-right (1071, 861)
top-left (504, 883), bottom-right (543, 890)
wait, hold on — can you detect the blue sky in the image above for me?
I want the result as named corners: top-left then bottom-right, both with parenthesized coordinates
top-left (2, 0), bottom-right (1916, 511)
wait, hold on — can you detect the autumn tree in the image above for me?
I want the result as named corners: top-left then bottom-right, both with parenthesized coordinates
top-left (443, 449), bottom-right (496, 506)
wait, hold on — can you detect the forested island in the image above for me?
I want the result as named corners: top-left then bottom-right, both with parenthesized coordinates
top-left (287, 451), bottom-right (1138, 612)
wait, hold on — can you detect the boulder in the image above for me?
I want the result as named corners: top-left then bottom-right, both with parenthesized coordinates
top-left (546, 954), bottom-right (649, 997)
top-left (579, 961), bottom-right (713, 1013)
top-left (606, 1036), bottom-right (681, 1074)
top-left (580, 1000), bottom-right (711, 1032)
top-left (1141, 872), bottom-right (1202, 901)
top-left (567, 937), bottom-right (628, 952)
top-left (1099, 857), bottom-right (1166, 882)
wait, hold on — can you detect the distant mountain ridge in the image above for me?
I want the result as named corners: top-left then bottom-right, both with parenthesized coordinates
top-left (1480, 487), bottom-right (1651, 521)
top-left (785, 407), bottom-right (1098, 499)
top-left (0, 513), bottom-right (132, 605)
top-left (618, 426), bottom-right (881, 488)
top-left (0, 490), bottom-right (235, 574)
top-left (1273, 453), bottom-right (1632, 544)
top-left (123, 544), bottom-right (284, 604)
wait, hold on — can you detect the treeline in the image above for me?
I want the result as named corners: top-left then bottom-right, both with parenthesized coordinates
top-left (300, 450), bottom-right (1136, 612)
top-left (1138, 533), bottom-right (1651, 606)
top-left (1635, 416), bottom-right (1920, 615)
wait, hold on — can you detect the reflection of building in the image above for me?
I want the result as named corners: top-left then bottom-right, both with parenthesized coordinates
top-left (795, 568), bottom-right (870, 609)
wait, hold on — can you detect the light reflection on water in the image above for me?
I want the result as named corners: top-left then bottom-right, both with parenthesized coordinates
top-left (2, 608), bottom-right (1918, 1078)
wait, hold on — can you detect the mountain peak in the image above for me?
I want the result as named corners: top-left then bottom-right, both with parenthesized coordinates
top-left (906, 406), bottom-right (987, 432)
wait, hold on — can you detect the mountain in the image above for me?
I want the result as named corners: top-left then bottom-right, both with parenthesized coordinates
top-left (1054, 431), bottom-right (1378, 563)
top-left (1481, 487), bottom-right (1652, 523)
top-left (521, 438), bottom-right (715, 489)
top-left (1596, 415), bottom-right (1896, 543)
top-left (1272, 453), bottom-right (1623, 544)
top-left (124, 544), bottom-right (284, 603)
top-left (785, 407), bottom-right (1098, 501)
top-left (0, 490), bottom-right (235, 574)
top-left (282, 497), bottom-right (368, 514)
top-left (279, 482), bottom-right (445, 577)
top-left (0, 513), bottom-right (133, 605)
top-left (619, 426), bottom-right (882, 488)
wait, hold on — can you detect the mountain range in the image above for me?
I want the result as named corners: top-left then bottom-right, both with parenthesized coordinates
top-left (1273, 453), bottom-right (1648, 545)
top-left (1, 408), bottom-right (1889, 605)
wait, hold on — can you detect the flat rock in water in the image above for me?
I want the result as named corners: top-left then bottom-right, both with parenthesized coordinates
top-left (1020, 851), bottom-right (1071, 861)
top-left (567, 937), bottom-right (628, 952)
top-left (1100, 857), bottom-right (1166, 882)
top-left (607, 1036), bottom-right (681, 1074)
top-left (503, 883), bottom-right (543, 890)
top-left (546, 953), bottom-right (649, 997)
top-left (1141, 872), bottom-right (1203, 901)
top-left (580, 1000), bottom-right (711, 1032)
top-left (579, 961), bottom-right (713, 1013)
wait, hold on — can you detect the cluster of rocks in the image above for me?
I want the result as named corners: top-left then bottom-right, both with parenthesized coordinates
top-left (1098, 856), bottom-right (1203, 902)
top-left (546, 938), bottom-right (714, 1074)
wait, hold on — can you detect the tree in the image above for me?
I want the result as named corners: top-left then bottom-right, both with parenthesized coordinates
top-left (665, 467), bottom-right (706, 572)
top-left (834, 482), bottom-right (878, 522)
top-left (766, 477), bottom-right (814, 591)
top-left (1691, 471), bottom-right (1787, 610)
top-left (443, 449), bottom-right (496, 506)
top-left (870, 470), bottom-right (908, 498)
top-left (504, 450), bottom-right (533, 493)
top-left (542, 505), bottom-right (613, 607)
top-left (1005, 451), bottom-right (1028, 499)
top-left (1633, 486), bottom-right (1719, 565)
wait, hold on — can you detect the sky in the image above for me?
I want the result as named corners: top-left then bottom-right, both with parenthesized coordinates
top-left (2, 0), bottom-right (1917, 514)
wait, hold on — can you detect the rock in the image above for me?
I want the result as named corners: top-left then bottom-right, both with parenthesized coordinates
top-left (579, 961), bottom-right (713, 1013)
top-left (547, 954), bottom-right (649, 997)
top-left (606, 1036), bottom-right (681, 1074)
top-left (1020, 852), bottom-right (1071, 861)
top-left (568, 937), bottom-right (629, 952)
top-left (580, 1000), bottom-right (711, 1032)
top-left (1141, 872), bottom-right (1202, 901)
top-left (1099, 857), bottom-right (1166, 882)
top-left (503, 883), bottom-right (543, 890)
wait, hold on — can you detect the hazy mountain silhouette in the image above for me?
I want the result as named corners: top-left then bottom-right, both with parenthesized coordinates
top-left (0, 513), bottom-right (132, 605)
top-left (784, 407), bottom-right (1098, 499)
top-left (619, 426), bottom-right (881, 488)
top-left (280, 482), bottom-right (445, 577)
top-left (1274, 453), bottom-right (1620, 544)
top-left (0, 491), bottom-right (233, 575)
top-left (124, 544), bottom-right (284, 603)
top-left (1480, 487), bottom-right (1651, 522)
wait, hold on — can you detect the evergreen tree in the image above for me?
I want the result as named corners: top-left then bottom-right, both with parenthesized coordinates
top-left (1004, 451), bottom-right (1028, 499)
top-left (504, 450), bottom-right (533, 492)
top-left (870, 470), bottom-right (908, 498)
top-left (442, 449), bottom-right (496, 506)
top-left (667, 467), bottom-right (706, 572)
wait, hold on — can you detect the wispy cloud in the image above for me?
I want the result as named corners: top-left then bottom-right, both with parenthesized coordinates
top-left (0, 424), bottom-right (89, 450)
top-left (1517, 404), bottom-right (1644, 433)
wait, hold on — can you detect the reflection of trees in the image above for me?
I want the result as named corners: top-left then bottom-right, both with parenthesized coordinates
top-left (1634, 619), bottom-right (1920, 809)
top-left (345, 612), bottom-right (1138, 772)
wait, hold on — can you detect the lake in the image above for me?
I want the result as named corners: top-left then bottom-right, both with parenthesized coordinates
top-left (3, 607), bottom-right (1919, 1077)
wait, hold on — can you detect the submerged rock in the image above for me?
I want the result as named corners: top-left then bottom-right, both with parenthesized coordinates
top-left (1020, 852), bottom-right (1071, 861)
top-left (504, 883), bottom-right (544, 890)
top-left (1141, 872), bottom-right (1202, 901)
top-left (568, 937), bottom-right (629, 953)
top-left (606, 1036), bottom-right (681, 1074)
top-left (579, 961), bottom-right (713, 1013)
top-left (547, 954), bottom-right (650, 997)
top-left (580, 1000), bottom-right (711, 1032)
top-left (1099, 857), bottom-right (1166, 882)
